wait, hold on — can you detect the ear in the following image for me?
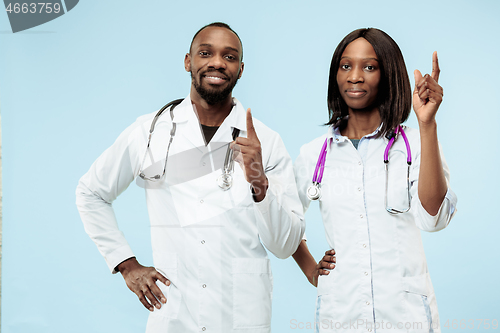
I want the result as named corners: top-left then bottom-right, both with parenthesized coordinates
top-left (184, 53), bottom-right (191, 72)
top-left (238, 61), bottom-right (244, 79)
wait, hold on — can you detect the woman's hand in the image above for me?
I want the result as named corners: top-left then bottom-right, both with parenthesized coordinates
top-left (311, 249), bottom-right (336, 287)
top-left (413, 51), bottom-right (443, 126)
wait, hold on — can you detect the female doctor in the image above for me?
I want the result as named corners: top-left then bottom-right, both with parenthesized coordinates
top-left (292, 28), bottom-right (457, 333)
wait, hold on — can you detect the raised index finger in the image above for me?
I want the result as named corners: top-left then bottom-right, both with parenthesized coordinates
top-left (246, 108), bottom-right (257, 140)
top-left (431, 51), bottom-right (440, 83)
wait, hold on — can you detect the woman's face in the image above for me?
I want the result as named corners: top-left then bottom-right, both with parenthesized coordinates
top-left (336, 38), bottom-right (381, 112)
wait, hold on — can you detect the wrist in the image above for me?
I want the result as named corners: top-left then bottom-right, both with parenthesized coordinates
top-left (418, 118), bottom-right (437, 131)
top-left (251, 177), bottom-right (269, 202)
top-left (116, 257), bottom-right (138, 274)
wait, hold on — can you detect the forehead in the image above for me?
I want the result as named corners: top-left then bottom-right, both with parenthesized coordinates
top-left (342, 38), bottom-right (377, 58)
top-left (191, 27), bottom-right (242, 54)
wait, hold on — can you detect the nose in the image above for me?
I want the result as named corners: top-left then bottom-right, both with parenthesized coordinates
top-left (348, 66), bottom-right (364, 84)
top-left (208, 54), bottom-right (226, 70)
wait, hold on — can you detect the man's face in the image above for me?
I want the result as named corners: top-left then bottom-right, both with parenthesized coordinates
top-left (185, 26), bottom-right (244, 105)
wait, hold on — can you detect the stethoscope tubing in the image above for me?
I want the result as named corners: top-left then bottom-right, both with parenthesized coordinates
top-left (308, 125), bottom-right (413, 213)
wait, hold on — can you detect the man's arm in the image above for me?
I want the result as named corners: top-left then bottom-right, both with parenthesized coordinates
top-left (76, 118), bottom-right (168, 311)
top-left (232, 109), bottom-right (305, 258)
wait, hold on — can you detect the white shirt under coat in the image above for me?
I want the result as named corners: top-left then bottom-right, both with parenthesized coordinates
top-left (76, 96), bottom-right (305, 333)
top-left (294, 125), bottom-right (457, 333)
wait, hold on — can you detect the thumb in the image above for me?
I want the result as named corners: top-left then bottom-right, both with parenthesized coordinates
top-left (413, 69), bottom-right (423, 93)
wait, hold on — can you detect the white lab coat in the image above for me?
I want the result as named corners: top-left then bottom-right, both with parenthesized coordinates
top-left (294, 125), bottom-right (457, 333)
top-left (76, 96), bottom-right (305, 333)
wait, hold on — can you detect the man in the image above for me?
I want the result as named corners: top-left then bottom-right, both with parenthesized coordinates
top-left (76, 22), bottom-right (304, 332)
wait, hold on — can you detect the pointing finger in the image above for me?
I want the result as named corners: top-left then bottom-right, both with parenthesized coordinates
top-left (431, 51), bottom-right (440, 82)
top-left (246, 108), bottom-right (257, 140)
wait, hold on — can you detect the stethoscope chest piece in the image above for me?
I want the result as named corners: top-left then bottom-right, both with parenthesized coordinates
top-left (307, 183), bottom-right (322, 200)
top-left (217, 173), bottom-right (233, 191)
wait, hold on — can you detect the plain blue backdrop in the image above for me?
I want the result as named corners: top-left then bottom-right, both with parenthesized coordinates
top-left (1, 0), bottom-right (499, 332)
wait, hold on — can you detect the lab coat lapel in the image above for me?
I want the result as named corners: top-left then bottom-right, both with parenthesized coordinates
top-left (167, 97), bottom-right (207, 153)
top-left (210, 98), bottom-right (247, 144)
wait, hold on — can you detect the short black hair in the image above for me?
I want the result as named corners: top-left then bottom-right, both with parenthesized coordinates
top-left (327, 28), bottom-right (411, 138)
top-left (189, 22), bottom-right (243, 61)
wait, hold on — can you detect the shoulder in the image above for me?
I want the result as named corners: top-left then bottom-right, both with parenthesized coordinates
top-left (400, 125), bottom-right (422, 150)
top-left (114, 110), bottom-right (161, 147)
top-left (299, 133), bottom-right (329, 159)
top-left (401, 125), bottom-right (419, 140)
top-left (252, 117), bottom-right (278, 139)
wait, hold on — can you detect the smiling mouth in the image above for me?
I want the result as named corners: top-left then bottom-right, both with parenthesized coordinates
top-left (202, 73), bottom-right (228, 85)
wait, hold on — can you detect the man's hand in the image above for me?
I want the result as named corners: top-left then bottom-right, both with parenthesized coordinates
top-left (117, 257), bottom-right (170, 312)
top-left (311, 249), bottom-right (336, 287)
top-left (231, 108), bottom-right (268, 202)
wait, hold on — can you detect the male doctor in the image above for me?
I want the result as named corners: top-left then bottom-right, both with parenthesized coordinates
top-left (76, 22), bottom-right (305, 332)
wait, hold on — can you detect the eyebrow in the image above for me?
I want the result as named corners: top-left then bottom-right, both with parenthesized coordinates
top-left (197, 43), bottom-right (240, 54)
top-left (340, 56), bottom-right (379, 62)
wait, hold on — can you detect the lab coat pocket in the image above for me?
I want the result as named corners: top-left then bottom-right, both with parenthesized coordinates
top-left (316, 268), bottom-right (337, 296)
top-left (315, 273), bottom-right (337, 330)
top-left (402, 274), bottom-right (431, 332)
top-left (151, 255), bottom-right (181, 319)
top-left (232, 258), bottom-right (272, 329)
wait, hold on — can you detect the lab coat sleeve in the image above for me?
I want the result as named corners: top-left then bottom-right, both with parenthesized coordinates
top-left (76, 120), bottom-right (145, 273)
top-left (410, 140), bottom-right (458, 232)
top-left (252, 133), bottom-right (305, 259)
top-left (294, 142), bottom-right (317, 241)
top-left (293, 143), bottom-right (315, 215)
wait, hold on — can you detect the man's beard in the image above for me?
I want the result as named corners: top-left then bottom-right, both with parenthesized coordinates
top-left (191, 71), bottom-right (239, 105)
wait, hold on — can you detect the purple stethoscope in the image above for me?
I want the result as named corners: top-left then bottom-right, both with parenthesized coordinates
top-left (307, 125), bottom-right (412, 214)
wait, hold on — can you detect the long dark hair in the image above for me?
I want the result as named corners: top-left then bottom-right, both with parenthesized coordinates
top-left (326, 28), bottom-right (411, 138)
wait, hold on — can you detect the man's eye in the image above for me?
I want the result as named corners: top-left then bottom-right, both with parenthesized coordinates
top-left (199, 51), bottom-right (210, 57)
top-left (225, 55), bottom-right (236, 61)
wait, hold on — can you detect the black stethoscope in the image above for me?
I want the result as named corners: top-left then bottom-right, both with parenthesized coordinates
top-left (138, 99), bottom-right (239, 191)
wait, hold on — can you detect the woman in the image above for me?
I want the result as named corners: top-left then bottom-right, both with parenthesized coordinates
top-left (293, 28), bottom-right (457, 333)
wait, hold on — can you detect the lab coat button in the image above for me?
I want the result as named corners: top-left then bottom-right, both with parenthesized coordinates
top-left (358, 187), bottom-right (361, 191)
top-left (201, 240), bottom-right (205, 244)
top-left (368, 329), bottom-right (372, 332)
top-left (364, 272), bottom-right (368, 276)
top-left (360, 214), bottom-right (363, 218)
top-left (202, 284), bottom-right (206, 288)
top-left (358, 161), bottom-right (362, 165)
top-left (366, 301), bottom-right (370, 305)
top-left (202, 327), bottom-right (206, 331)
top-left (202, 162), bottom-right (206, 166)
top-left (200, 200), bottom-right (204, 204)
top-left (363, 244), bottom-right (367, 248)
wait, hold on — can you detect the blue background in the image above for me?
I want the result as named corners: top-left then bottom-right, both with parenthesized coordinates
top-left (1, 0), bottom-right (499, 332)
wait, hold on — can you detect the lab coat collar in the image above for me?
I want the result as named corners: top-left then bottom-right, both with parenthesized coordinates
top-left (159, 95), bottom-right (247, 149)
top-left (221, 97), bottom-right (247, 131)
top-left (167, 95), bottom-right (246, 129)
top-left (327, 123), bottom-right (382, 149)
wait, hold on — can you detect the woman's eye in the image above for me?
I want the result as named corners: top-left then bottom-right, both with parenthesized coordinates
top-left (365, 65), bottom-right (375, 71)
top-left (340, 64), bottom-right (350, 70)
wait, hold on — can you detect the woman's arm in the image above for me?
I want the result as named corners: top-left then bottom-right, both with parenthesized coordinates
top-left (292, 240), bottom-right (335, 287)
top-left (413, 52), bottom-right (448, 216)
